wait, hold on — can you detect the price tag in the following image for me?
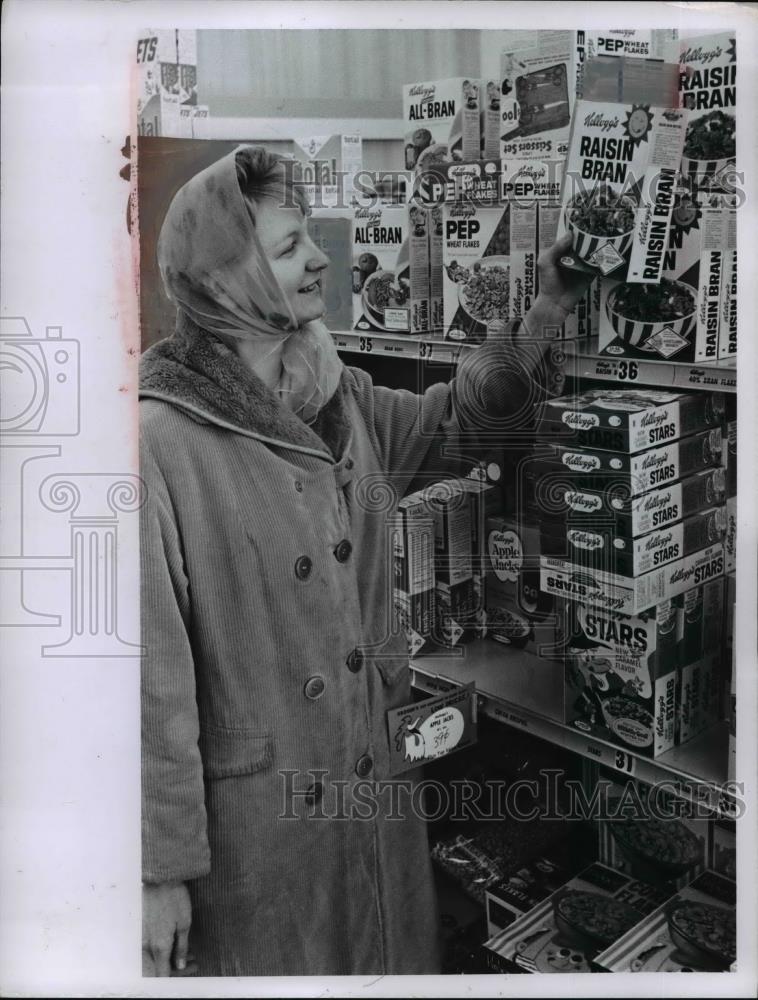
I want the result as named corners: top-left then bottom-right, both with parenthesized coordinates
top-left (358, 336), bottom-right (373, 353)
top-left (612, 749), bottom-right (636, 775)
top-left (387, 682), bottom-right (477, 775)
top-left (417, 340), bottom-right (435, 360)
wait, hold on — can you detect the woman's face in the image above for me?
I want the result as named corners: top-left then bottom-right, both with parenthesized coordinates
top-left (254, 200), bottom-right (330, 327)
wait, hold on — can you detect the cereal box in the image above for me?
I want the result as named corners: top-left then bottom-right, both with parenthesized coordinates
top-left (424, 481), bottom-right (475, 647)
top-left (711, 820), bottom-right (736, 881)
top-left (526, 459), bottom-right (726, 540)
top-left (538, 388), bottom-right (726, 454)
top-left (557, 101), bottom-right (688, 282)
top-left (546, 428), bottom-right (723, 496)
top-left (308, 212), bottom-right (353, 331)
top-left (393, 495), bottom-right (435, 657)
top-left (403, 78), bottom-right (481, 171)
top-left (596, 776), bottom-right (709, 889)
top-left (564, 600), bottom-right (679, 756)
top-left (352, 204), bottom-right (429, 334)
top-left (459, 478), bottom-right (499, 637)
top-left (291, 133), bottom-right (362, 208)
top-left (485, 849), bottom-right (587, 939)
top-left (481, 78), bottom-right (502, 158)
top-left (413, 158), bottom-right (502, 207)
top-left (500, 36), bottom-right (574, 167)
top-left (442, 202), bottom-right (511, 343)
top-left (542, 507), bottom-right (726, 579)
top-left (586, 29), bottom-right (679, 62)
top-left (719, 208), bottom-right (737, 359)
top-left (540, 540), bottom-right (725, 616)
top-left (508, 203), bottom-right (538, 323)
top-left (724, 494), bottom-right (736, 573)
top-left (598, 193), bottom-right (727, 362)
top-left (429, 205), bottom-right (444, 334)
top-left (596, 870), bottom-right (736, 971)
top-left (676, 577), bottom-right (724, 744)
top-left (679, 32), bottom-right (737, 193)
top-left (485, 862), bottom-right (669, 973)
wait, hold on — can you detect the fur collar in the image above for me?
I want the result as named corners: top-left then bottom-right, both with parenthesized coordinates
top-left (139, 313), bottom-right (352, 460)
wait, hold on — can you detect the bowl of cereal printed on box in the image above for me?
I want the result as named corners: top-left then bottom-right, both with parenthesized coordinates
top-left (565, 184), bottom-right (637, 269)
top-left (681, 110), bottom-right (736, 188)
top-left (605, 277), bottom-right (698, 353)
top-left (448, 255), bottom-right (511, 326)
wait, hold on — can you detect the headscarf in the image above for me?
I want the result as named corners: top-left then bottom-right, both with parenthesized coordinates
top-left (157, 145), bottom-right (343, 424)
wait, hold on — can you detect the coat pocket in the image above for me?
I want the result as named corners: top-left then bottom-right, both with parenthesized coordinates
top-left (199, 727), bottom-right (273, 780)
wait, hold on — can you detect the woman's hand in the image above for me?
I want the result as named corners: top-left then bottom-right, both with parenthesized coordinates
top-left (142, 881), bottom-right (194, 976)
top-left (523, 233), bottom-right (595, 338)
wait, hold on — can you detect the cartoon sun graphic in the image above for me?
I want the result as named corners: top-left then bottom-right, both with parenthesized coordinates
top-left (670, 184), bottom-right (702, 233)
top-left (624, 105), bottom-right (654, 145)
top-left (727, 37), bottom-right (736, 63)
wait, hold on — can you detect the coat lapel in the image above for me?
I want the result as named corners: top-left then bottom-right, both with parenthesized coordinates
top-left (139, 313), bottom-right (351, 460)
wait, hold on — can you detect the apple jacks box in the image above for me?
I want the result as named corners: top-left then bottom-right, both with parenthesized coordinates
top-left (526, 460), bottom-right (726, 539)
top-left (538, 388), bottom-right (726, 454)
top-left (540, 540), bottom-right (725, 616)
top-left (485, 862), bottom-right (669, 973)
top-left (679, 32), bottom-right (737, 193)
top-left (598, 196), bottom-right (727, 362)
top-left (595, 870), bottom-right (735, 972)
top-left (352, 205), bottom-right (429, 335)
top-left (564, 599), bottom-right (679, 756)
top-left (403, 78), bottom-right (481, 172)
top-left (557, 101), bottom-right (688, 281)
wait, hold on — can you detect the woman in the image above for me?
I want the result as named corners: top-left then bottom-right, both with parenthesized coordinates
top-left (140, 145), bottom-right (590, 977)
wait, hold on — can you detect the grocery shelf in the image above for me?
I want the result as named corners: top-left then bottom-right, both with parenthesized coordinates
top-left (571, 338), bottom-right (737, 394)
top-left (410, 639), bottom-right (735, 817)
top-left (331, 330), bottom-right (737, 393)
top-left (332, 329), bottom-right (473, 365)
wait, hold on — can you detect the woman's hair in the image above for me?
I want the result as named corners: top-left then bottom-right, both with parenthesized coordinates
top-left (235, 146), bottom-right (309, 222)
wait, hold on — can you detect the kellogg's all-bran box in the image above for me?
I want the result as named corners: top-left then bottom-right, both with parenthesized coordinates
top-left (352, 204), bottom-right (429, 335)
top-left (679, 32), bottom-right (737, 192)
top-left (403, 78), bottom-right (481, 171)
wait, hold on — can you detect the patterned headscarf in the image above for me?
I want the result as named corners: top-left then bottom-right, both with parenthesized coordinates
top-left (157, 145), bottom-right (343, 423)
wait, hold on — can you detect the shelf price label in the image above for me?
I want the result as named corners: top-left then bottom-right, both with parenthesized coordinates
top-left (358, 336), bottom-right (373, 353)
top-left (613, 749), bottom-right (636, 774)
top-left (417, 340), bottom-right (435, 360)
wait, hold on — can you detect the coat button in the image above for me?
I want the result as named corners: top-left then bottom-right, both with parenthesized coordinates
top-left (304, 675), bottom-right (325, 700)
top-left (294, 480), bottom-right (304, 493)
top-left (334, 539), bottom-right (353, 562)
top-left (305, 781), bottom-right (324, 805)
top-left (346, 648), bottom-right (364, 673)
top-left (345, 458), bottom-right (354, 470)
top-left (294, 555), bottom-right (312, 580)
top-left (355, 754), bottom-right (373, 778)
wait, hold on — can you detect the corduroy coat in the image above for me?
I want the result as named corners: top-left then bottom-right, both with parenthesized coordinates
top-left (140, 316), bottom-right (534, 975)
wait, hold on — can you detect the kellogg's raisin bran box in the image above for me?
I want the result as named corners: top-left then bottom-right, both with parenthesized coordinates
top-left (599, 192), bottom-right (726, 362)
top-left (403, 78), bottom-right (481, 172)
top-left (564, 599), bottom-right (679, 756)
top-left (352, 204), bottom-right (429, 335)
top-left (538, 388), bottom-right (725, 454)
top-left (679, 32), bottom-right (737, 193)
top-left (442, 202), bottom-right (511, 343)
top-left (719, 208), bottom-right (737, 359)
top-left (557, 101), bottom-right (688, 282)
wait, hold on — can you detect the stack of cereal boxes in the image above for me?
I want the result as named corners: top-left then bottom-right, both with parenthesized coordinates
top-left (529, 387), bottom-right (727, 758)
